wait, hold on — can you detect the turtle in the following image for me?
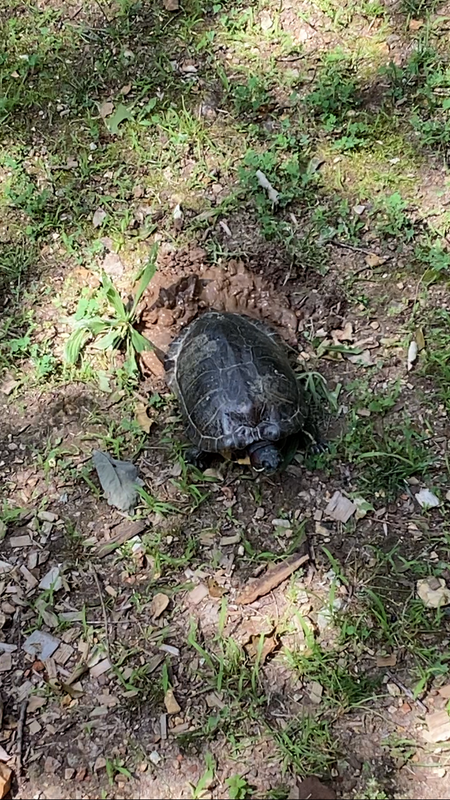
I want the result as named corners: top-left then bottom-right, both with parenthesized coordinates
top-left (164, 310), bottom-right (318, 474)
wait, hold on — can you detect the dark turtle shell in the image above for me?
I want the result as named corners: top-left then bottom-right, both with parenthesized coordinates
top-left (164, 311), bottom-right (307, 454)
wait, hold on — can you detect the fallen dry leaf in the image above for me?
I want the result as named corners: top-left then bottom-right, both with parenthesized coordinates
top-left (331, 321), bottom-right (353, 343)
top-left (415, 327), bottom-right (425, 351)
top-left (0, 763), bottom-right (12, 799)
top-left (163, 0), bottom-right (179, 9)
top-left (244, 632), bottom-right (278, 664)
top-left (416, 488), bottom-right (440, 509)
top-left (164, 689), bottom-right (181, 714)
top-left (407, 340), bottom-right (418, 372)
top-left (0, 375), bottom-right (18, 395)
top-left (207, 578), bottom-right (226, 598)
top-left (92, 208), bottom-right (107, 228)
top-left (365, 253), bottom-right (387, 268)
top-left (417, 577), bottom-right (450, 608)
top-left (347, 348), bottom-right (374, 367)
top-left (98, 100), bottom-right (114, 119)
top-left (236, 553), bottom-right (309, 605)
top-left (423, 710), bottom-right (450, 743)
top-left (135, 402), bottom-right (153, 433)
top-left (150, 593), bottom-right (169, 619)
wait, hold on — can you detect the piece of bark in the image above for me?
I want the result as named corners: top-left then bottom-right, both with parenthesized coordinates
top-left (94, 520), bottom-right (147, 557)
top-left (236, 553), bottom-right (309, 605)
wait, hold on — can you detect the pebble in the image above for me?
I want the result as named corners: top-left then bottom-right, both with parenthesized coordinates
top-left (272, 518), bottom-right (291, 528)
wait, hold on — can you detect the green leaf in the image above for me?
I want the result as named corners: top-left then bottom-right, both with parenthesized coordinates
top-left (130, 244), bottom-right (158, 317)
top-left (64, 327), bottom-right (92, 364)
top-left (101, 271), bottom-right (126, 319)
top-left (95, 328), bottom-right (122, 350)
top-left (130, 328), bottom-right (153, 353)
top-left (106, 103), bottom-right (133, 135)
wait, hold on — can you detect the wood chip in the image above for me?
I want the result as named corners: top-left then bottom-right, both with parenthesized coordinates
top-left (0, 642), bottom-right (17, 653)
top-left (94, 520), bottom-right (147, 557)
top-left (308, 681), bottom-right (323, 704)
top-left (54, 643), bottom-right (74, 666)
top-left (89, 658), bottom-right (112, 678)
top-left (324, 491), bottom-right (356, 523)
top-left (236, 553), bottom-right (309, 605)
top-left (150, 593), bottom-right (170, 619)
top-left (28, 720), bottom-right (42, 735)
top-left (187, 584), bottom-right (209, 604)
top-left (376, 653), bottom-right (397, 667)
top-left (0, 653), bottom-right (11, 672)
top-left (0, 747), bottom-right (10, 763)
top-left (44, 657), bottom-right (57, 680)
top-left (9, 535), bottom-right (32, 548)
top-left (164, 689), bottom-right (181, 714)
top-left (19, 565), bottom-right (39, 590)
top-left (159, 644), bottom-right (179, 657)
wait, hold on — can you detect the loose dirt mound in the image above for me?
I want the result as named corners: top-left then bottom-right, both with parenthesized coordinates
top-left (137, 244), bottom-right (299, 378)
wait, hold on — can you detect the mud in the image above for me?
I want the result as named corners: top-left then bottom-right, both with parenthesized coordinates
top-left (137, 244), bottom-right (300, 378)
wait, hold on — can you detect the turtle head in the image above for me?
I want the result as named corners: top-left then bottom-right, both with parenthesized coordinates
top-left (248, 442), bottom-right (282, 474)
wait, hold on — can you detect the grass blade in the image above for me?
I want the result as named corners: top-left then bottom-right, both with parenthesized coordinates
top-left (130, 243), bottom-right (158, 317)
top-left (101, 271), bottom-right (126, 319)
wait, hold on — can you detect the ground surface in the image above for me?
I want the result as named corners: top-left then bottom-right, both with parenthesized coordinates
top-left (2, 0), bottom-right (450, 798)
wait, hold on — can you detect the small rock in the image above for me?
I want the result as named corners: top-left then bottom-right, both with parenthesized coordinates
top-left (386, 682), bottom-right (401, 697)
top-left (149, 751), bottom-right (162, 765)
top-left (64, 768), bottom-right (75, 780)
top-left (272, 518), bottom-right (291, 528)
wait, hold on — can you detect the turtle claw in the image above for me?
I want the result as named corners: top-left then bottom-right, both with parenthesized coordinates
top-left (309, 439), bottom-right (329, 455)
top-left (185, 447), bottom-right (210, 471)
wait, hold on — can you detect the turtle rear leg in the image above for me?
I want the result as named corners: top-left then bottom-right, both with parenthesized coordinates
top-left (185, 446), bottom-right (213, 471)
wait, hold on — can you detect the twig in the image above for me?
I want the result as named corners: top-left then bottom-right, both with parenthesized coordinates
top-left (330, 238), bottom-right (379, 256)
top-left (16, 698), bottom-right (28, 776)
top-left (91, 567), bottom-right (111, 656)
top-left (386, 669), bottom-right (428, 713)
top-left (92, 0), bottom-right (111, 24)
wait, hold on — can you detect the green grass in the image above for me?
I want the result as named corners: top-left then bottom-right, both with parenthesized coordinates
top-left (3, 0), bottom-right (450, 796)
